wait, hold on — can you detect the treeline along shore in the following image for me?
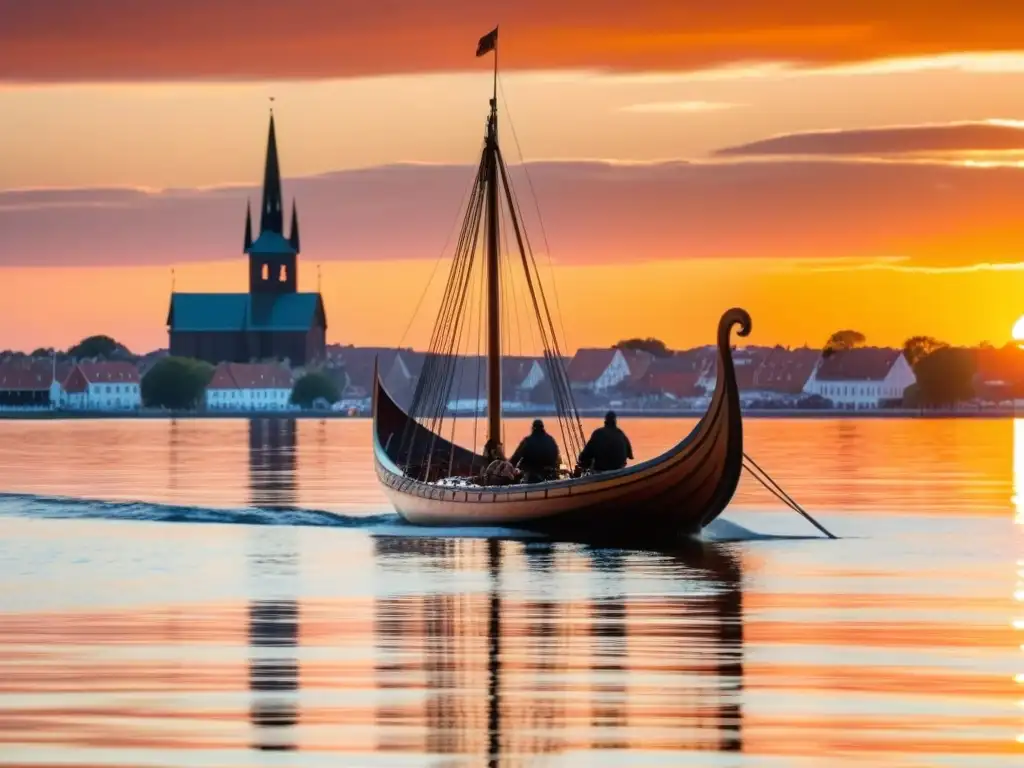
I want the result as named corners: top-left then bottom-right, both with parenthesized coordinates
top-left (0, 406), bottom-right (1018, 421)
top-left (0, 329), bottom-right (1021, 419)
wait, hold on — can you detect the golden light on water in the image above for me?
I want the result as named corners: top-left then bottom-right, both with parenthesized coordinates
top-left (1013, 421), bottom-right (1022, 747)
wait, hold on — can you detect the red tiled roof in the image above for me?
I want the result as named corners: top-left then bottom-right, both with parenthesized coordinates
top-left (0, 362), bottom-right (57, 391)
top-left (503, 357), bottom-right (541, 389)
top-left (630, 370), bottom-right (703, 398)
top-left (618, 349), bottom-right (655, 382)
top-left (666, 349), bottom-right (714, 373)
top-left (753, 347), bottom-right (820, 394)
top-left (77, 361), bottom-right (140, 384)
top-left (567, 349), bottom-right (617, 384)
top-left (207, 362), bottom-right (293, 390)
top-left (814, 347), bottom-right (902, 381)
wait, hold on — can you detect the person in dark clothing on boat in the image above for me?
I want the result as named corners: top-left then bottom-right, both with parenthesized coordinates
top-left (480, 438), bottom-right (516, 486)
top-left (577, 411), bottom-right (633, 473)
top-left (510, 420), bottom-right (562, 483)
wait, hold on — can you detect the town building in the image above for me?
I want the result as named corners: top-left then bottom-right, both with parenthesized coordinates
top-left (752, 346), bottom-right (820, 396)
top-left (626, 355), bottom-right (706, 401)
top-left (567, 348), bottom-right (652, 393)
top-left (0, 360), bottom-right (68, 409)
top-left (802, 347), bottom-right (916, 408)
top-left (167, 111), bottom-right (327, 366)
top-left (62, 362), bottom-right (141, 410)
top-left (205, 362), bottom-right (295, 411)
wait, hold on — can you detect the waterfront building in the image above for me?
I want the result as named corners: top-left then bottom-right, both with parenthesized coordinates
top-left (62, 361), bottom-right (141, 410)
top-left (205, 362), bottom-right (294, 411)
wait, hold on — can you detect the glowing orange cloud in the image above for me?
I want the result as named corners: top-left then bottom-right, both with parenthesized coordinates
top-left (3, 1), bottom-right (1024, 81)
top-left (5, 157), bottom-right (1024, 271)
top-left (717, 121), bottom-right (1024, 157)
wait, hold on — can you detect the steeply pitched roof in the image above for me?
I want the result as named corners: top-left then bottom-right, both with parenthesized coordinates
top-left (753, 347), bottom-right (820, 394)
top-left (63, 361), bottom-right (140, 393)
top-left (629, 369), bottom-right (703, 397)
top-left (247, 230), bottom-right (296, 256)
top-left (815, 347), bottom-right (902, 382)
top-left (0, 362), bottom-right (59, 391)
top-left (167, 292), bottom-right (325, 332)
top-left (618, 349), bottom-right (655, 382)
top-left (207, 362), bottom-right (293, 390)
top-left (260, 112), bottom-right (284, 236)
top-left (502, 356), bottom-right (542, 389)
top-left (77, 361), bottom-right (140, 383)
top-left (567, 349), bottom-right (618, 384)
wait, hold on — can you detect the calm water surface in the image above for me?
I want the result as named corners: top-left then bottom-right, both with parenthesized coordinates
top-left (0, 417), bottom-right (1020, 767)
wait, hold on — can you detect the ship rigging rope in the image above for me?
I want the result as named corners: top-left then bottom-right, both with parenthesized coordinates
top-left (497, 74), bottom-right (574, 358)
top-left (397, 155), bottom-right (482, 350)
top-left (497, 146), bottom-right (585, 458)
top-left (396, 110), bottom-right (587, 477)
top-left (742, 454), bottom-right (837, 539)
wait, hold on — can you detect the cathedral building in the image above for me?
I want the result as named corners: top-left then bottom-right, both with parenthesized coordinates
top-left (166, 112), bottom-right (327, 366)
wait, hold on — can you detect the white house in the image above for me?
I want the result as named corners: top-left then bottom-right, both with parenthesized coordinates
top-left (62, 362), bottom-right (141, 410)
top-left (567, 349), bottom-right (650, 393)
top-left (205, 362), bottom-right (295, 411)
top-left (802, 348), bottom-right (916, 409)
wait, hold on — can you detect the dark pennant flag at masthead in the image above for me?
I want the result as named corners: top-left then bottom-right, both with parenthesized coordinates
top-left (476, 27), bottom-right (498, 56)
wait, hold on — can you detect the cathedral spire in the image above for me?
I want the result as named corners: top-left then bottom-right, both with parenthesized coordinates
top-left (259, 111), bottom-right (284, 235)
top-left (288, 199), bottom-right (300, 253)
top-left (243, 200), bottom-right (253, 252)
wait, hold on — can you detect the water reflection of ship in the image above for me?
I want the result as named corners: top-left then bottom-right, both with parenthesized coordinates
top-left (372, 537), bottom-right (744, 761)
top-left (246, 421), bottom-right (301, 751)
top-left (248, 417), bottom-right (297, 511)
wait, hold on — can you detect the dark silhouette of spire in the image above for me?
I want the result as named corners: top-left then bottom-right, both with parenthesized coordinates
top-left (260, 112), bottom-right (284, 235)
top-left (244, 200), bottom-right (253, 252)
top-left (288, 199), bottom-right (300, 253)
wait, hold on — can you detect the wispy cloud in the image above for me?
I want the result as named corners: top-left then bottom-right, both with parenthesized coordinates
top-left (716, 121), bottom-right (1024, 158)
top-left (802, 257), bottom-right (1024, 275)
top-left (620, 100), bottom-right (743, 114)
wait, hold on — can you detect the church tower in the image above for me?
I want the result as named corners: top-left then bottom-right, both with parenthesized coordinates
top-left (244, 111), bottom-right (301, 294)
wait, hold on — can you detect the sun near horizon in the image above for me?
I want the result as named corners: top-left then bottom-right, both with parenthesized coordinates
top-left (1013, 315), bottom-right (1024, 344)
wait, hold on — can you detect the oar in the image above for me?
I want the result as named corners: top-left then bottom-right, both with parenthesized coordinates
top-left (742, 453), bottom-right (838, 540)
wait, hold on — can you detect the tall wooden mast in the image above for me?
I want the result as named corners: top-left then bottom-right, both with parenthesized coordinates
top-left (482, 28), bottom-right (502, 447)
top-left (485, 99), bottom-right (501, 446)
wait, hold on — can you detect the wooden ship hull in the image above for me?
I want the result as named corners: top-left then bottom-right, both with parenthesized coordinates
top-left (373, 308), bottom-right (751, 543)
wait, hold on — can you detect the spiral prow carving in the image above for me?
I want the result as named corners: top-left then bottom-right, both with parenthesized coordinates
top-left (712, 307), bottom-right (752, 405)
top-left (717, 307), bottom-right (752, 352)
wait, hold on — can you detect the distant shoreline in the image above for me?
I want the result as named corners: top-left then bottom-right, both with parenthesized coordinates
top-left (0, 407), bottom-right (1017, 421)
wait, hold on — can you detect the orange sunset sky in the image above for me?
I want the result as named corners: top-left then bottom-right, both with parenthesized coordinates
top-left (4, 1), bottom-right (1024, 354)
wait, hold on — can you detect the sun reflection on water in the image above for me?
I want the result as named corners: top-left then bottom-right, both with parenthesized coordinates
top-left (1014, 420), bottom-right (1023, 746)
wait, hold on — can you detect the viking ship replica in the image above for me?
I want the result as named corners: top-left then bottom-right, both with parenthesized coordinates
top-left (372, 27), bottom-right (752, 542)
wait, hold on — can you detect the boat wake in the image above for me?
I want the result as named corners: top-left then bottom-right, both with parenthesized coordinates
top-left (700, 517), bottom-right (828, 542)
top-left (0, 492), bottom-right (823, 543)
top-left (0, 492), bottom-right (395, 529)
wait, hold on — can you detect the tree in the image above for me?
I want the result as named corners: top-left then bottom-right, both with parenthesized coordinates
top-left (902, 336), bottom-right (947, 367)
top-left (913, 346), bottom-right (976, 406)
top-left (141, 357), bottom-right (214, 409)
top-left (291, 371), bottom-right (341, 408)
top-left (822, 329), bottom-right (866, 358)
top-left (66, 334), bottom-right (133, 360)
top-left (613, 337), bottom-right (671, 358)
top-left (30, 347), bottom-right (55, 358)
